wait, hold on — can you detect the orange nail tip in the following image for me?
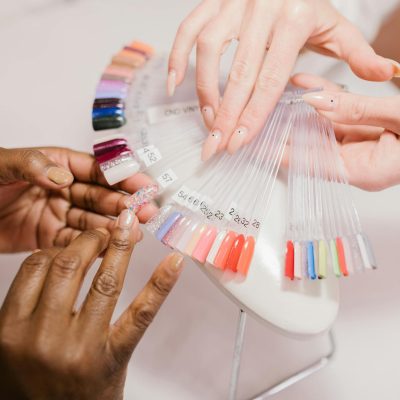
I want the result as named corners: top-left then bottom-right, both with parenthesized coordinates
top-left (237, 236), bottom-right (255, 276)
top-left (336, 237), bottom-right (349, 276)
top-left (128, 41), bottom-right (155, 57)
top-left (214, 231), bottom-right (237, 269)
top-left (226, 234), bottom-right (245, 272)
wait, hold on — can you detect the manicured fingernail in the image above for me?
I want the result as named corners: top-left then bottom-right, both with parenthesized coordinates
top-left (118, 209), bottom-right (136, 229)
top-left (387, 58), bottom-right (400, 78)
top-left (228, 126), bottom-right (247, 154)
top-left (170, 252), bottom-right (184, 271)
top-left (202, 106), bottom-right (215, 127)
top-left (302, 92), bottom-right (335, 111)
top-left (33, 249), bottom-right (41, 253)
top-left (47, 166), bottom-right (73, 185)
top-left (167, 69), bottom-right (176, 96)
top-left (201, 130), bottom-right (221, 161)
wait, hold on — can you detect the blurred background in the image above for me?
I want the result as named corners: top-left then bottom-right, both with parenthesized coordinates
top-left (0, 1), bottom-right (399, 399)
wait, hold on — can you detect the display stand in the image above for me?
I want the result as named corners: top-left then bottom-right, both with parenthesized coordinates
top-left (228, 309), bottom-right (336, 400)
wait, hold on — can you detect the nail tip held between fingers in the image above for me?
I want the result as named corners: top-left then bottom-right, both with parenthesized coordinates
top-left (47, 166), bottom-right (74, 185)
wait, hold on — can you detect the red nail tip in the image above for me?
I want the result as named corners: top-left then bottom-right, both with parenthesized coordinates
top-left (285, 240), bottom-right (295, 280)
top-left (226, 234), bottom-right (245, 272)
top-left (214, 231), bottom-right (237, 269)
top-left (237, 236), bottom-right (255, 276)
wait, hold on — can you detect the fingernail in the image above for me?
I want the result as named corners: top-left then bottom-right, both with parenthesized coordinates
top-left (170, 252), bottom-right (184, 271)
top-left (118, 209), bottom-right (136, 229)
top-left (221, 40), bottom-right (231, 55)
top-left (33, 249), bottom-right (41, 253)
top-left (167, 69), bottom-right (176, 97)
top-left (201, 106), bottom-right (215, 127)
top-left (201, 130), bottom-right (221, 161)
top-left (302, 92), bottom-right (335, 111)
top-left (228, 126), bottom-right (247, 154)
top-left (47, 166), bottom-right (73, 185)
top-left (387, 58), bottom-right (400, 78)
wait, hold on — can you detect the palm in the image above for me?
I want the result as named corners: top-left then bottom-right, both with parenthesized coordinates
top-left (0, 147), bottom-right (156, 253)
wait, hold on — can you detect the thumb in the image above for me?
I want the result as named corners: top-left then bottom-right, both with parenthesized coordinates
top-left (302, 91), bottom-right (400, 134)
top-left (334, 18), bottom-right (398, 82)
top-left (0, 148), bottom-right (74, 188)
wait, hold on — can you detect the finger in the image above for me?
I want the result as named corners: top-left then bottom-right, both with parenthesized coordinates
top-left (328, 16), bottom-right (396, 82)
top-left (66, 207), bottom-right (114, 231)
top-left (0, 248), bottom-right (62, 319)
top-left (79, 210), bottom-right (139, 330)
top-left (196, 1), bottom-right (246, 129)
top-left (109, 253), bottom-right (184, 362)
top-left (53, 227), bottom-right (82, 247)
top-left (69, 182), bottom-right (128, 217)
top-left (340, 131), bottom-right (400, 191)
top-left (168, 0), bottom-right (220, 95)
top-left (0, 147), bottom-right (73, 188)
top-left (302, 91), bottom-right (400, 134)
top-left (291, 73), bottom-right (345, 92)
top-left (332, 122), bottom-right (384, 143)
top-left (227, 21), bottom-right (311, 152)
top-left (35, 228), bottom-right (110, 320)
top-left (202, 6), bottom-right (274, 159)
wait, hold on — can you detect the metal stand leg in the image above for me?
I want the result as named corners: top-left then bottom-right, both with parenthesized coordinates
top-left (228, 308), bottom-right (337, 400)
top-left (228, 309), bottom-right (247, 400)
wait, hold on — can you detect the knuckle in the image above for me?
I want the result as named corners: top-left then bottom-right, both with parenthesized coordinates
top-left (229, 59), bottom-right (252, 84)
top-left (197, 33), bottom-right (214, 52)
top-left (83, 187), bottom-right (96, 211)
top-left (348, 100), bottom-right (367, 123)
top-left (109, 237), bottom-right (131, 252)
top-left (151, 274), bottom-right (173, 297)
top-left (284, 0), bottom-right (313, 24)
top-left (22, 252), bottom-right (51, 274)
top-left (18, 149), bottom-right (42, 179)
top-left (52, 254), bottom-right (81, 277)
top-left (93, 269), bottom-right (120, 298)
top-left (216, 106), bottom-right (236, 122)
top-left (256, 67), bottom-right (283, 92)
top-left (132, 304), bottom-right (156, 331)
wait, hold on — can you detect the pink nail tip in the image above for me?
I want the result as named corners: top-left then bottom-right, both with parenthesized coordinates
top-left (124, 184), bottom-right (158, 212)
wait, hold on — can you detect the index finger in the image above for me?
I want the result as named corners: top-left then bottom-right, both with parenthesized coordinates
top-left (109, 252), bottom-right (184, 362)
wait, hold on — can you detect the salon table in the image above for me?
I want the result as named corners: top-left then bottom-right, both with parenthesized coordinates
top-left (0, 1), bottom-right (400, 399)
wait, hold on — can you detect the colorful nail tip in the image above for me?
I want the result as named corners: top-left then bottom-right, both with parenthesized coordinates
top-left (192, 226), bottom-right (218, 263)
top-left (225, 234), bottom-right (245, 272)
top-left (237, 236), bottom-right (255, 276)
top-left (284, 240), bottom-right (295, 280)
top-left (92, 115), bottom-right (126, 131)
top-left (124, 184), bottom-right (159, 213)
top-left (155, 212), bottom-right (182, 242)
top-left (213, 231), bottom-right (237, 269)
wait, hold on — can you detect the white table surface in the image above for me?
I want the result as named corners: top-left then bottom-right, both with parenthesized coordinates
top-left (0, 1), bottom-right (400, 399)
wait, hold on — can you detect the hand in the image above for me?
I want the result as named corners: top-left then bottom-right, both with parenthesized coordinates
top-left (0, 147), bottom-right (157, 252)
top-left (168, 0), bottom-right (399, 160)
top-left (0, 211), bottom-right (184, 400)
top-left (294, 74), bottom-right (400, 191)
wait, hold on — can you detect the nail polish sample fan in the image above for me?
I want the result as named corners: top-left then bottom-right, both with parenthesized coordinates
top-left (90, 40), bottom-right (375, 399)
top-left (91, 39), bottom-right (339, 332)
